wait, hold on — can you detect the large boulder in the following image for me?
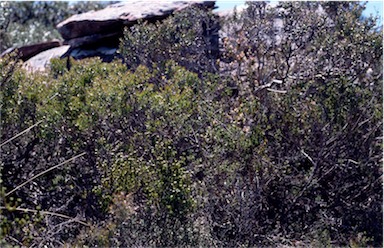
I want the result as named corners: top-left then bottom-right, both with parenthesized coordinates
top-left (23, 45), bottom-right (70, 72)
top-left (57, 1), bottom-right (215, 41)
top-left (0, 40), bottom-right (61, 61)
top-left (23, 45), bottom-right (118, 72)
top-left (64, 32), bottom-right (121, 48)
top-left (22, 1), bottom-right (217, 72)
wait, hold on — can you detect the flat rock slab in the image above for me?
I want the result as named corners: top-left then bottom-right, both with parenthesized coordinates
top-left (57, 1), bottom-right (215, 40)
top-left (24, 45), bottom-right (70, 72)
top-left (64, 32), bottom-right (121, 48)
top-left (0, 40), bottom-right (61, 61)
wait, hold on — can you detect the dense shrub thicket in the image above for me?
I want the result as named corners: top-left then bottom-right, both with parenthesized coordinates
top-left (1, 2), bottom-right (382, 247)
top-left (120, 5), bottom-right (220, 74)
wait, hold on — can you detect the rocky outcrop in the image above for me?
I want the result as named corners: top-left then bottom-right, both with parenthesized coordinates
top-left (14, 1), bottom-right (217, 72)
top-left (0, 40), bottom-right (61, 61)
top-left (57, 1), bottom-right (215, 41)
top-left (23, 45), bottom-right (117, 72)
top-left (23, 45), bottom-right (70, 72)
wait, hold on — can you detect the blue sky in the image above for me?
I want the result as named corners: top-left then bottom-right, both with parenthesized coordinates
top-left (216, 1), bottom-right (383, 25)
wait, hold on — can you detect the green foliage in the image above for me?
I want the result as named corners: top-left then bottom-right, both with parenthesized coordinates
top-left (1, 1), bottom-right (382, 247)
top-left (83, 62), bottom-right (199, 219)
top-left (120, 5), bottom-right (220, 74)
top-left (218, 1), bottom-right (382, 246)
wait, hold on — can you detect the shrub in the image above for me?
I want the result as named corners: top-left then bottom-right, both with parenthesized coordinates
top-left (1, 1), bottom-right (382, 247)
top-left (217, 1), bottom-right (382, 245)
top-left (119, 5), bottom-right (220, 74)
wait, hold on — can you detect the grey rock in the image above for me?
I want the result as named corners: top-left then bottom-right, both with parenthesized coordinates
top-left (1, 40), bottom-right (62, 61)
top-left (57, 1), bottom-right (215, 40)
top-left (64, 32), bottom-right (121, 48)
top-left (23, 45), bottom-right (70, 72)
top-left (22, 1), bottom-right (217, 72)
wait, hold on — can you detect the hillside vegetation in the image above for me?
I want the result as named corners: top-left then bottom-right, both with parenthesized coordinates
top-left (0, 2), bottom-right (382, 247)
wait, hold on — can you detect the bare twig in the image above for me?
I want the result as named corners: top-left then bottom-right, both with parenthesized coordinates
top-left (301, 149), bottom-right (316, 168)
top-left (5, 152), bottom-right (86, 197)
top-left (0, 120), bottom-right (43, 147)
top-left (267, 88), bottom-right (287, 94)
top-left (0, 206), bottom-right (90, 227)
top-left (6, 235), bottom-right (23, 246)
top-left (32, 218), bottom-right (76, 247)
top-left (293, 150), bottom-right (318, 203)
